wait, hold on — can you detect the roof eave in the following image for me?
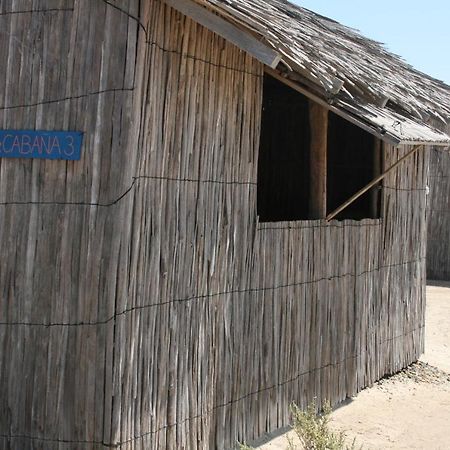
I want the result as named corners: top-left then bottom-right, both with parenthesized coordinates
top-left (397, 140), bottom-right (450, 147)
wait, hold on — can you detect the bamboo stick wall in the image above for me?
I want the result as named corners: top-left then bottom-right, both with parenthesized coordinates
top-left (427, 141), bottom-right (450, 280)
top-left (0, 1), bottom-right (429, 449)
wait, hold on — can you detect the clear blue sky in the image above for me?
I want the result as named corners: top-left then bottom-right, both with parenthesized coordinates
top-left (292, 1), bottom-right (450, 85)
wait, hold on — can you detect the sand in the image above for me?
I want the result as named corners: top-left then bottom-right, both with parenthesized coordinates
top-left (254, 281), bottom-right (450, 450)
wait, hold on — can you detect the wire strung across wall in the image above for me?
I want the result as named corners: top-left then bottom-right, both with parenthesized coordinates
top-left (0, 323), bottom-right (424, 447)
top-left (0, 7), bottom-right (74, 17)
top-left (0, 0), bottom-right (261, 113)
top-left (101, 0), bottom-right (263, 77)
top-left (0, 173), bottom-right (425, 207)
top-left (0, 256), bottom-right (425, 328)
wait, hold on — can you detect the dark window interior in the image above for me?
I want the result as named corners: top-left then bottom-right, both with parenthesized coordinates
top-left (257, 74), bottom-right (381, 223)
top-left (327, 113), bottom-right (381, 219)
top-left (257, 74), bottom-right (310, 222)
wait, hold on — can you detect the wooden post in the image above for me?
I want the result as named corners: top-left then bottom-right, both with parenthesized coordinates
top-left (309, 101), bottom-right (328, 219)
top-left (371, 138), bottom-right (382, 218)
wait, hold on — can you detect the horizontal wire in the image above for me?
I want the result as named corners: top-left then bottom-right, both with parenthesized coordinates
top-left (0, 175), bottom-right (425, 208)
top-left (383, 186), bottom-right (427, 192)
top-left (0, 8), bottom-right (74, 17)
top-left (101, 0), bottom-right (262, 76)
top-left (0, 0), bottom-right (259, 113)
top-left (0, 174), bottom-right (255, 207)
top-left (0, 257), bottom-right (425, 328)
top-left (147, 40), bottom-right (263, 77)
top-left (0, 324), bottom-right (424, 447)
top-left (0, 433), bottom-right (108, 448)
top-left (0, 87), bottom-right (134, 111)
top-left (0, 179), bottom-right (136, 207)
top-left (135, 174), bottom-right (256, 186)
top-left (118, 325), bottom-right (425, 444)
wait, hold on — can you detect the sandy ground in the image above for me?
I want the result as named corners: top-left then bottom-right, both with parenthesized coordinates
top-left (254, 281), bottom-right (450, 450)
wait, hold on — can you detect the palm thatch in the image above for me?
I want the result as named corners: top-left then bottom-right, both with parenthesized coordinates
top-left (199, 0), bottom-right (450, 144)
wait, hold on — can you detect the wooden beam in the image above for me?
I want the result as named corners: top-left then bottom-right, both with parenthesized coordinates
top-left (265, 67), bottom-right (401, 146)
top-left (370, 138), bottom-right (382, 218)
top-left (162, 0), bottom-right (281, 68)
top-left (326, 145), bottom-right (423, 221)
top-left (309, 101), bottom-right (328, 219)
top-left (330, 77), bottom-right (344, 95)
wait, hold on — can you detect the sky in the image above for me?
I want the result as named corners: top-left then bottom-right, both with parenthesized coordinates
top-left (292, 1), bottom-right (450, 85)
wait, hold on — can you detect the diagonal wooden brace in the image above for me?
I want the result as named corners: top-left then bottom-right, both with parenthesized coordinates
top-left (326, 144), bottom-right (423, 221)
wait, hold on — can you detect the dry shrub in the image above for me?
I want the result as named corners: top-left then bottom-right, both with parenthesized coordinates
top-left (238, 400), bottom-right (360, 450)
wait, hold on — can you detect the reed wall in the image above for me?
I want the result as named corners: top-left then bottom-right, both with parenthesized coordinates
top-left (427, 144), bottom-right (450, 281)
top-left (0, 0), bottom-right (141, 448)
top-left (0, 1), bottom-right (428, 449)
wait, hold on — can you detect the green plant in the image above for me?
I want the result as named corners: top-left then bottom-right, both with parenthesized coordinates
top-left (238, 442), bottom-right (254, 450)
top-left (289, 400), bottom-right (357, 450)
top-left (237, 400), bottom-right (359, 450)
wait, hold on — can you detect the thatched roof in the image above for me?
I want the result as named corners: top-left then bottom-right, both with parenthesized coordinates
top-left (197, 0), bottom-right (450, 145)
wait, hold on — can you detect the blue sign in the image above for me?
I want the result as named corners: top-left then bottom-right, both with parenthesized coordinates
top-left (0, 130), bottom-right (83, 160)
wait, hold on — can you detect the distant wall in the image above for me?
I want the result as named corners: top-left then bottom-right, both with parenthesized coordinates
top-left (427, 140), bottom-right (450, 281)
top-left (0, 0), bottom-right (429, 449)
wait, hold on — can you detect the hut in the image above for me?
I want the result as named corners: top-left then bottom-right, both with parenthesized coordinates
top-left (1, 0), bottom-right (450, 449)
top-left (427, 125), bottom-right (450, 281)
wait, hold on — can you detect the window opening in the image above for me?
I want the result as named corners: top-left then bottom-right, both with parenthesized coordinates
top-left (327, 113), bottom-right (381, 219)
top-left (257, 73), bottom-right (381, 222)
top-left (257, 74), bottom-right (310, 222)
